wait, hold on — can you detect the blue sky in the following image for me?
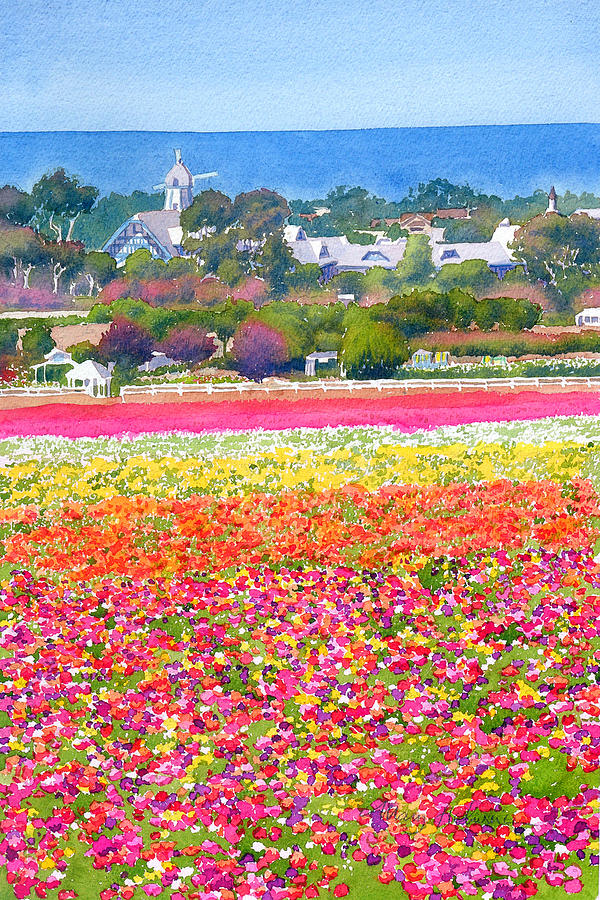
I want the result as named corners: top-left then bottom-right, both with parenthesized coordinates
top-left (1, 0), bottom-right (599, 131)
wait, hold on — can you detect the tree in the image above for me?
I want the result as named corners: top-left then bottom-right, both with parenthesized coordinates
top-left (433, 259), bottom-right (498, 296)
top-left (233, 189), bottom-right (290, 239)
top-left (21, 324), bottom-right (53, 365)
top-left (255, 233), bottom-right (295, 299)
top-left (0, 186), bottom-right (35, 226)
top-left (256, 301), bottom-right (310, 362)
top-left (510, 213), bottom-right (600, 311)
top-left (232, 319), bottom-right (288, 381)
top-left (180, 189), bottom-right (235, 236)
top-left (83, 251), bottom-right (117, 295)
top-left (45, 240), bottom-right (85, 294)
top-left (31, 168), bottom-right (98, 242)
top-left (192, 231), bottom-right (243, 276)
top-left (0, 226), bottom-right (47, 288)
top-left (341, 321), bottom-right (408, 379)
top-left (393, 235), bottom-right (435, 291)
top-left (160, 326), bottom-right (216, 365)
top-left (216, 257), bottom-right (246, 286)
top-left (123, 248), bottom-right (167, 282)
top-left (286, 263), bottom-right (322, 293)
top-left (96, 317), bottom-right (155, 370)
top-left (211, 298), bottom-right (253, 349)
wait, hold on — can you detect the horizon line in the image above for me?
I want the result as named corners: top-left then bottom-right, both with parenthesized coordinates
top-left (1, 121), bottom-right (599, 136)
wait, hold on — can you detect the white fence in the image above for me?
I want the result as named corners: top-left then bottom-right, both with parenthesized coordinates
top-left (120, 375), bottom-right (600, 401)
top-left (0, 384), bottom-right (87, 399)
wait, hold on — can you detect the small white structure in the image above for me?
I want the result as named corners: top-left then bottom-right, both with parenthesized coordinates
top-left (138, 351), bottom-right (178, 373)
top-left (546, 186), bottom-right (558, 214)
top-left (575, 308), bottom-right (600, 327)
top-left (337, 294), bottom-right (355, 307)
top-left (410, 349), bottom-right (451, 370)
top-left (305, 351), bottom-right (342, 377)
top-left (65, 360), bottom-right (114, 397)
top-left (31, 347), bottom-right (73, 383)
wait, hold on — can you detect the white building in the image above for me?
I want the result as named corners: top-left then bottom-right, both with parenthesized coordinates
top-left (575, 308), bottom-right (600, 327)
top-left (65, 360), bottom-right (114, 397)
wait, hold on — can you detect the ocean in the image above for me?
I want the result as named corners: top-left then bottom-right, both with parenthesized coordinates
top-left (1, 124), bottom-right (599, 201)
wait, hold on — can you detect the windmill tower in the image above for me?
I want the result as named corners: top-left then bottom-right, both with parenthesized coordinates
top-left (546, 186), bottom-right (558, 214)
top-left (154, 150), bottom-right (219, 212)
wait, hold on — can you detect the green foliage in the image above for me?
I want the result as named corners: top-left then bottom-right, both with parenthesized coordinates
top-left (433, 259), bottom-right (498, 296)
top-left (341, 320), bottom-right (408, 379)
top-left (434, 205), bottom-right (499, 242)
top-left (180, 189), bottom-right (235, 235)
top-left (31, 168), bottom-right (98, 241)
top-left (393, 234), bottom-right (435, 290)
top-left (123, 248), bottom-right (167, 282)
top-left (256, 301), bottom-right (311, 361)
top-left (21, 324), bottom-right (53, 365)
top-left (254, 233), bottom-right (296, 299)
top-left (511, 213), bottom-right (600, 311)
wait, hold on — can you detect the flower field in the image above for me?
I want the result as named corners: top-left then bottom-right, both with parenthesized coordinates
top-left (0, 416), bottom-right (598, 900)
top-left (4, 389), bottom-right (600, 438)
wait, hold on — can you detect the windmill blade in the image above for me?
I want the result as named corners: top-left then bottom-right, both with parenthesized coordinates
top-left (153, 182), bottom-right (166, 191)
top-left (192, 171), bottom-right (219, 182)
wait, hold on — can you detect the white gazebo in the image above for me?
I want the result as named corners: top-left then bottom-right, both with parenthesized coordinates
top-left (31, 347), bottom-right (73, 383)
top-left (65, 360), bottom-right (113, 397)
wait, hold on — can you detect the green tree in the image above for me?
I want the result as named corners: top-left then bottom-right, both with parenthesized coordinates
top-left (286, 263), bottom-right (322, 293)
top-left (394, 235), bottom-right (435, 291)
top-left (255, 234), bottom-right (295, 299)
top-left (510, 213), bottom-right (600, 311)
top-left (0, 226), bottom-right (47, 288)
top-left (211, 298), bottom-right (254, 350)
top-left (216, 257), bottom-right (246, 287)
top-left (31, 168), bottom-right (98, 242)
top-left (83, 251), bottom-right (117, 295)
top-left (0, 186), bottom-right (35, 227)
top-left (341, 321), bottom-right (408, 379)
top-left (433, 259), bottom-right (498, 296)
top-left (124, 248), bottom-right (167, 282)
top-left (233, 189), bottom-right (290, 239)
top-left (180, 189), bottom-right (235, 236)
top-left (256, 301), bottom-right (311, 362)
top-left (21, 324), bottom-right (53, 365)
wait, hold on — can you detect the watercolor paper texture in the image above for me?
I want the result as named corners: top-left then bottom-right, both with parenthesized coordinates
top-left (0, 2), bottom-right (599, 900)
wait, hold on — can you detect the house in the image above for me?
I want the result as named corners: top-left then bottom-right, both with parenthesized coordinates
top-left (102, 150), bottom-right (217, 266)
top-left (304, 351), bottom-right (342, 377)
top-left (65, 360), bottom-right (114, 397)
top-left (431, 236), bottom-right (518, 280)
top-left (284, 226), bottom-right (407, 282)
top-left (575, 308), bottom-right (600, 327)
top-left (435, 208), bottom-right (470, 219)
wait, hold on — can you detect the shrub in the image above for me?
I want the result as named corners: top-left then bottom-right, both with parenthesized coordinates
top-left (341, 322), bottom-right (408, 379)
top-left (160, 326), bottom-right (217, 365)
top-left (231, 319), bottom-right (288, 382)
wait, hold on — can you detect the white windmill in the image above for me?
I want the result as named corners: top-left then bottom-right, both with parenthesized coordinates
top-left (153, 149), bottom-right (218, 212)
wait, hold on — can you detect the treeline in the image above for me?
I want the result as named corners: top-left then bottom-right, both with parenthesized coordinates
top-left (421, 330), bottom-right (600, 358)
top-left (289, 180), bottom-right (600, 242)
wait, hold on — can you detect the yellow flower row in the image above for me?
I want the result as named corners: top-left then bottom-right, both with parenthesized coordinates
top-left (0, 439), bottom-right (595, 510)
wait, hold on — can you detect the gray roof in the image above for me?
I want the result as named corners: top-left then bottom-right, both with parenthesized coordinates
top-left (135, 210), bottom-right (182, 257)
top-left (431, 240), bottom-right (513, 268)
top-left (286, 233), bottom-right (407, 272)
